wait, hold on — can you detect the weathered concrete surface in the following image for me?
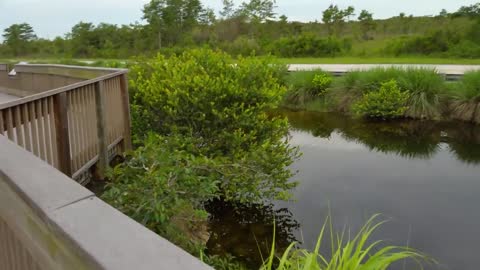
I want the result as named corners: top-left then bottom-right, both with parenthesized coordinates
top-left (288, 64), bottom-right (480, 74)
top-left (0, 91), bottom-right (19, 104)
top-left (0, 136), bottom-right (212, 270)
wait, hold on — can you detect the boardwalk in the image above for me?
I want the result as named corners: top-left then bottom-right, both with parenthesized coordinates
top-left (0, 92), bottom-right (18, 104)
top-left (288, 64), bottom-right (480, 74)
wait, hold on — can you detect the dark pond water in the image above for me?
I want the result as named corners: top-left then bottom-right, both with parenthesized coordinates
top-left (207, 111), bottom-right (480, 270)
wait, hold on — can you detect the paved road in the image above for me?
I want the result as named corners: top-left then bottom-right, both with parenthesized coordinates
top-left (0, 92), bottom-right (19, 104)
top-left (288, 64), bottom-right (480, 74)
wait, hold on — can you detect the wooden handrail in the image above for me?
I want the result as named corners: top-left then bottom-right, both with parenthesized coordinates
top-left (0, 69), bottom-right (127, 110)
top-left (0, 65), bottom-right (131, 183)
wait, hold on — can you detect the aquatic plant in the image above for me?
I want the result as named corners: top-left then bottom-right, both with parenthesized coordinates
top-left (327, 67), bottom-right (446, 119)
top-left (447, 70), bottom-right (480, 124)
top-left (399, 68), bottom-right (446, 120)
top-left (284, 70), bottom-right (333, 107)
top-left (260, 214), bottom-right (432, 270)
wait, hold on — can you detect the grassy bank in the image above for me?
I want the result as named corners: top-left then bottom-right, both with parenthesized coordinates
top-left (283, 68), bottom-right (480, 124)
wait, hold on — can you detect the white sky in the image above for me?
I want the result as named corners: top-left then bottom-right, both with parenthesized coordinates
top-left (0, 0), bottom-right (478, 39)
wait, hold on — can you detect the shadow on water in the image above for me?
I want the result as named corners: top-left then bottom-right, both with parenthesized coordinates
top-left (280, 110), bottom-right (480, 163)
top-left (206, 199), bottom-right (300, 269)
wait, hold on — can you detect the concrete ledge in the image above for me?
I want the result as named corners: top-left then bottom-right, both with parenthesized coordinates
top-left (0, 135), bottom-right (211, 270)
top-left (0, 64), bottom-right (7, 71)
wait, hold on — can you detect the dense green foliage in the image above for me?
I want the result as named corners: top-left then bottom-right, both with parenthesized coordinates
top-left (260, 215), bottom-right (431, 270)
top-left (284, 70), bottom-right (333, 108)
top-left (128, 49), bottom-right (298, 203)
top-left (447, 70), bottom-right (480, 123)
top-left (102, 134), bottom-right (218, 251)
top-left (352, 80), bottom-right (410, 119)
top-left (1, 2), bottom-right (480, 59)
top-left (103, 49), bottom-right (299, 259)
top-left (283, 68), bottom-right (480, 124)
top-left (322, 68), bottom-right (445, 119)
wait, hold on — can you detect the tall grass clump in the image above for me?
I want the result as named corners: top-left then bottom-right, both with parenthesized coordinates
top-left (399, 68), bottom-right (446, 120)
top-left (284, 70), bottom-right (333, 108)
top-left (330, 67), bottom-right (446, 119)
top-left (447, 70), bottom-right (480, 124)
top-left (260, 214), bottom-right (432, 270)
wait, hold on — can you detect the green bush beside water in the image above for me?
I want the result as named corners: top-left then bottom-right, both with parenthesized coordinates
top-left (99, 49), bottom-right (436, 269)
top-left (102, 49), bottom-right (299, 263)
top-left (284, 68), bottom-right (480, 124)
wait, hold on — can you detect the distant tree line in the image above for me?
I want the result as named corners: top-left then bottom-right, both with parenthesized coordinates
top-left (1, 1), bottom-right (480, 58)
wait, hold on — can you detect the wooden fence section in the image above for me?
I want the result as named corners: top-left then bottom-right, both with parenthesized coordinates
top-left (0, 65), bottom-right (131, 184)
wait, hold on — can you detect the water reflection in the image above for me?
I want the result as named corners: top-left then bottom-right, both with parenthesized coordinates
top-left (207, 111), bottom-right (480, 270)
top-left (280, 111), bottom-right (480, 163)
top-left (206, 200), bottom-right (300, 268)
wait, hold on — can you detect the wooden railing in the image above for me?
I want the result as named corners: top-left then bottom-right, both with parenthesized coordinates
top-left (0, 65), bottom-right (131, 184)
top-left (0, 64), bottom-right (211, 269)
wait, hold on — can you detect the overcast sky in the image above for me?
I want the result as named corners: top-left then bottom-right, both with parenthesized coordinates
top-left (0, 0), bottom-right (478, 39)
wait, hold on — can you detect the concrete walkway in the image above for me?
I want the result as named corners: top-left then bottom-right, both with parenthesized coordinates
top-left (0, 92), bottom-right (19, 104)
top-left (288, 64), bottom-right (480, 74)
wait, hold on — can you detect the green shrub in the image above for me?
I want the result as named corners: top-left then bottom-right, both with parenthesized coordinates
top-left (312, 73), bottom-right (333, 96)
top-left (273, 34), bottom-right (348, 57)
top-left (353, 80), bottom-right (410, 119)
top-left (261, 215), bottom-right (433, 270)
top-left (128, 49), bottom-right (299, 203)
top-left (330, 68), bottom-right (445, 119)
top-left (102, 134), bottom-right (219, 252)
top-left (383, 30), bottom-right (457, 56)
top-left (448, 40), bottom-right (480, 58)
top-left (284, 70), bottom-right (333, 107)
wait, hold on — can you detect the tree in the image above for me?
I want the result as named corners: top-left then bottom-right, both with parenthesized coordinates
top-left (220, 0), bottom-right (235, 19)
top-left (439, 9), bottom-right (449, 18)
top-left (453, 3), bottom-right (480, 17)
top-left (2, 23), bottom-right (37, 56)
top-left (238, 0), bottom-right (277, 22)
top-left (142, 0), bottom-right (204, 47)
top-left (358, 10), bottom-right (376, 40)
top-left (322, 5), bottom-right (355, 36)
top-left (67, 22), bottom-right (97, 57)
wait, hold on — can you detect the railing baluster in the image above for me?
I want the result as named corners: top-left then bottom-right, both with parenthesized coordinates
top-left (22, 104), bottom-right (32, 152)
top-left (14, 106), bottom-right (24, 147)
top-left (49, 96), bottom-right (59, 168)
top-left (29, 102), bottom-right (39, 157)
top-left (42, 98), bottom-right (53, 165)
top-left (0, 110), bottom-right (4, 135)
top-left (120, 74), bottom-right (132, 151)
top-left (95, 80), bottom-right (108, 179)
top-left (35, 100), bottom-right (46, 161)
top-left (53, 92), bottom-right (72, 176)
top-left (6, 108), bottom-right (14, 141)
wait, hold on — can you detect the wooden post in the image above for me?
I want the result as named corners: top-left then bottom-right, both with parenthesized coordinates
top-left (119, 73), bottom-right (132, 151)
top-left (53, 93), bottom-right (72, 176)
top-left (95, 80), bottom-right (108, 179)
